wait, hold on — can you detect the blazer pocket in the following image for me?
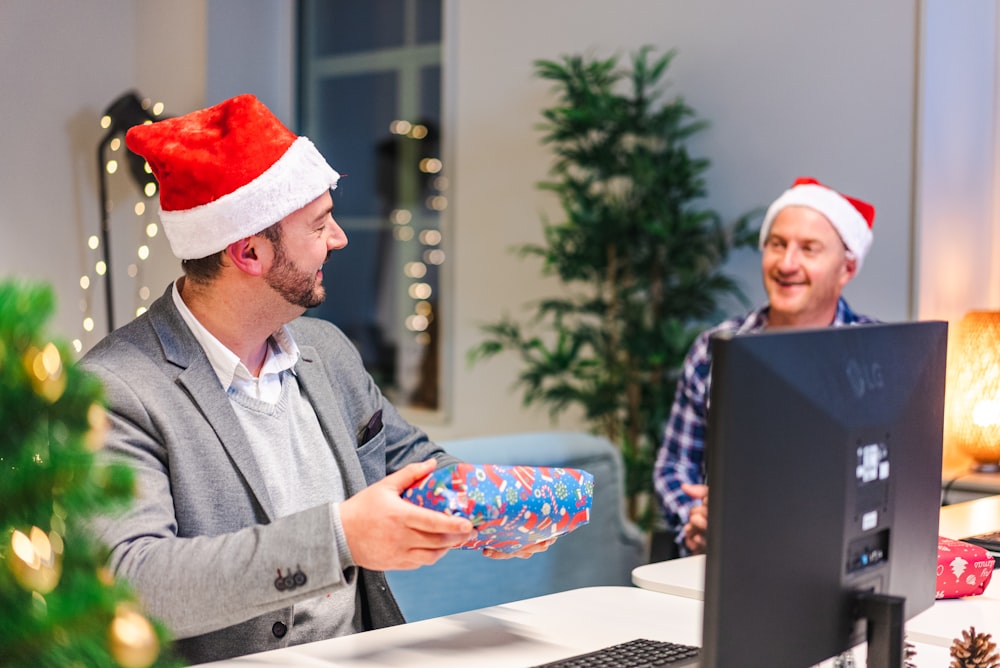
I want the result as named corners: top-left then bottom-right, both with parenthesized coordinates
top-left (356, 429), bottom-right (387, 485)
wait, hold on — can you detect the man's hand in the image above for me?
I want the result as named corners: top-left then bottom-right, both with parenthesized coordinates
top-left (339, 459), bottom-right (476, 571)
top-left (482, 537), bottom-right (558, 560)
top-left (681, 483), bottom-right (709, 555)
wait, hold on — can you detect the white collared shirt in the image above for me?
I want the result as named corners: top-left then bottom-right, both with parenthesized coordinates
top-left (171, 281), bottom-right (300, 404)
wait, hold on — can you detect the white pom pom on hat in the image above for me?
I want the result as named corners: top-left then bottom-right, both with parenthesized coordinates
top-left (759, 176), bottom-right (875, 271)
top-left (125, 94), bottom-right (340, 260)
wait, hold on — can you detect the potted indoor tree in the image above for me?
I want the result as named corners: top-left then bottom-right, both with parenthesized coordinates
top-left (469, 46), bottom-right (757, 529)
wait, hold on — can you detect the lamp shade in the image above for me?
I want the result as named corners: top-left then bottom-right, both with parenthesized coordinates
top-left (944, 311), bottom-right (1000, 472)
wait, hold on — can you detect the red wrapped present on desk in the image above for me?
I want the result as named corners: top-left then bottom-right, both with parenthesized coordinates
top-left (936, 536), bottom-right (995, 599)
top-left (402, 462), bottom-right (594, 553)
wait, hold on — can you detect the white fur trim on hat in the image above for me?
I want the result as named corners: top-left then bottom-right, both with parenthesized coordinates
top-left (758, 183), bottom-right (874, 271)
top-left (160, 137), bottom-right (340, 260)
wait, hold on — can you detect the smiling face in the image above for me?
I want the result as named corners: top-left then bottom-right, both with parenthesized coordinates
top-left (761, 205), bottom-right (857, 328)
top-left (263, 191), bottom-right (347, 310)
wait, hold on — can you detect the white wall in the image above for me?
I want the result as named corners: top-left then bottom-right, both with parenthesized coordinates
top-left (0, 0), bottom-right (204, 349)
top-left (437, 0), bottom-right (920, 439)
top-left (915, 0), bottom-right (999, 471)
top-left (1, 1), bottom-right (996, 445)
top-left (204, 0), bottom-right (294, 123)
top-left (916, 0), bottom-right (999, 321)
top-left (0, 0), bottom-right (135, 345)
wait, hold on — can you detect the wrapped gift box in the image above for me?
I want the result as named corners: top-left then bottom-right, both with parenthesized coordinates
top-left (402, 462), bottom-right (594, 553)
top-left (936, 536), bottom-right (995, 599)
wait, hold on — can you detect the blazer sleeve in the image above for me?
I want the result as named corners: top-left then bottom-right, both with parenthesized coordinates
top-left (84, 357), bottom-right (359, 640)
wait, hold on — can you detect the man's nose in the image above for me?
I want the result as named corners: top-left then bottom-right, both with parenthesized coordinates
top-left (327, 218), bottom-right (348, 250)
top-left (777, 245), bottom-right (800, 270)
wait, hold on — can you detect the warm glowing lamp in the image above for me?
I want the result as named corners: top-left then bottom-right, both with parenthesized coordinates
top-left (944, 311), bottom-right (1000, 472)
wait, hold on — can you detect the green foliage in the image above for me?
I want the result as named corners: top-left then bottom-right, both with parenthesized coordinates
top-left (0, 280), bottom-right (178, 667)
top-left (469, 47), bottom-right (757, 528)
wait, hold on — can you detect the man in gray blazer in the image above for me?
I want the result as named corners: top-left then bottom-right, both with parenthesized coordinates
top-left (80, 94), bottom-right (550, 665)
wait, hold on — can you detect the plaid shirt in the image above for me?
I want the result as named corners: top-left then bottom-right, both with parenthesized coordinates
top-left (652, 298), bottom-right (876, 547)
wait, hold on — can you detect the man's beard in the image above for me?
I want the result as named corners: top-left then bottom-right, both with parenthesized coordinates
top-left (264, 245), bottom-right (326, 309)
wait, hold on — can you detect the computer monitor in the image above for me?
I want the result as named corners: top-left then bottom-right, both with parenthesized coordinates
top-left (700, 321), bottom-right (947, 668)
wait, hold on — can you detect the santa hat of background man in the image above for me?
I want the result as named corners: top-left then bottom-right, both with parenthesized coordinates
top-left (125, 94), bottom-right (340, 261)
top-left (759, 176), bottom-right (876, 271)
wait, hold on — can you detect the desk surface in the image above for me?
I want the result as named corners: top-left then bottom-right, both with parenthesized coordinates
top-left (198, 498), bottom-right (1000, 667)
top-left (199, 586), bottom-right (703, 667)
top-left (199, 585), bottom-right (957, 667)
top-left (632, 494), bottom-right (1000, 599)
top-left (938, 494), bottom-right (1000, 540)
top-left (632, 496), bottom-right (1000, 650)
top-left (942, 470), bottom-right (1000, 504)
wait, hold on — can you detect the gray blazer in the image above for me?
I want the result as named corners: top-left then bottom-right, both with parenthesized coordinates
top-left (79, 285), bottom-right (457, 665)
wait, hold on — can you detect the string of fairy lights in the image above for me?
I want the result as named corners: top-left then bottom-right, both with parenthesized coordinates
top-left (387, 118), bottom-right (446, 347)
top-left (73, 98), bottom-right (165, 354)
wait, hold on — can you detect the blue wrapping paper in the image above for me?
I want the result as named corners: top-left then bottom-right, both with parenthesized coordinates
top-left (402, 462), bottom-right (594, 553)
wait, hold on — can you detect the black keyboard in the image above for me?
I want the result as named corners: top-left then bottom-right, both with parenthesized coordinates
top-left (531, 638), bottom-right (701, 667)
top-left (962, 530), bottom-right (1000, 560)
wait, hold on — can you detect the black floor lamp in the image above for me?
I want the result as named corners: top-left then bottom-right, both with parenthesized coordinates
top-left (96, 91), bottom-right (160, 332)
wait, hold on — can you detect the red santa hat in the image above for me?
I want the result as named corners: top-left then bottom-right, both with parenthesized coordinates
top-left (759, 177), bottom-right (875, 270)
top-left (125, 94), bottom-right (340, 260)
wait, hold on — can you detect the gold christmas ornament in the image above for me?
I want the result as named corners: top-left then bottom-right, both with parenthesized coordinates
top-left (950, 626), bottom-right (1000, 668)
top-left (108, 603), bottom-right (160, 668)
top-left (22, 342), bottom-right (67, 403)
top-left (85, 403), bottom-right (110, 451)
top-left (96, 566), bottom-right (116, 587)
top-left (8, 526), bottom-right (63, 593)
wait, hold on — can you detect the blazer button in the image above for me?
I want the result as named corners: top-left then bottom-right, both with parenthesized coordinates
top-left (272, 621), bottom-right (287, 638)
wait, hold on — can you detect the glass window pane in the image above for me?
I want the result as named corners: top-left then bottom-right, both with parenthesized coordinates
top-left (298, 0), bottom-right (443, 411)
top-left (311, 224), bottom-right (397, 387)
top-left (307, 0), bottom-right (405, 57)
top-left (415, 0), bottom-right (442, 44)
top-left (420, 64), bottom-right (441, 122)
top-left (314, 72), bottom-right (399, 219)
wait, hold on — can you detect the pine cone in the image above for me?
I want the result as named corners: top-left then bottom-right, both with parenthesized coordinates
top-left (950, 626), bottom-right (1000, 667)
top-left (904, 638), bottom-right (917, 668)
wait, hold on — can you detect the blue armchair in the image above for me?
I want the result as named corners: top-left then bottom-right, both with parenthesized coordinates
top-left (385, 431), bottom-right (647, 621)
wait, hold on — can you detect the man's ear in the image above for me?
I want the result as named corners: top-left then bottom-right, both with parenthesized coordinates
top-left (841, 251), bottom-right (859, 284)
top-left (226, 237), bottom-right (265, 276)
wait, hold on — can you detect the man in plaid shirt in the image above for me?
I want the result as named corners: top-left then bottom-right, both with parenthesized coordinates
top-left (652, 177), bottom-right (878, 556)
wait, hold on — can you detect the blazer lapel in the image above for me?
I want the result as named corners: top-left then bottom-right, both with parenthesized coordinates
top-left (148, 287), bottom-right (277, 521)
top-left (294, 344), bottom-right (369, 497)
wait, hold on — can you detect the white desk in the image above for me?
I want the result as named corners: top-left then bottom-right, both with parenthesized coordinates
top-left (198, 586), bottom-right (703, 667)
top-left (196, 498), bottom-right (999, 667)
top-left (198, 585), bottom-right (957, 667)
top-left (632, 496), bottom-right (1000, 652)
top-left (942, 469), bottom-right (1000, 504)
top-left (633, 495), bottom-right (1000, 599)
top-left (633, 554), bottom-right (707, 600)
top-left (938, 494), bottom-right (1000, 540)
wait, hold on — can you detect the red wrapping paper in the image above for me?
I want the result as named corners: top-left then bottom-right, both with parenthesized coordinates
top-left (402, 462), bottom-right (593, 553)
top-left (936, 536), bottom-right (995, 599)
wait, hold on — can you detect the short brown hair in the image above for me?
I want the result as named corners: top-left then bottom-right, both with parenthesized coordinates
top-left (180, 252), bottom-right (225, 283)
top-left (180, 221), bottom-right (283, 283)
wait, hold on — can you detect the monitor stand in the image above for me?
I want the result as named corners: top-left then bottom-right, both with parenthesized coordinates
top-left (853, 591), bottom-right (905, 668)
